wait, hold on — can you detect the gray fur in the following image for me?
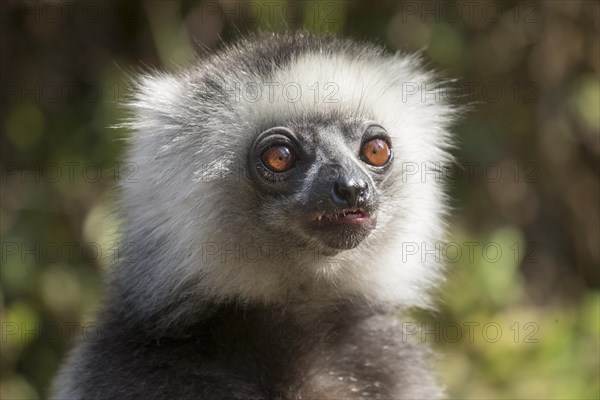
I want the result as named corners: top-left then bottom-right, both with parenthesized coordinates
top-left (53, 33), bottom-right (457, 399)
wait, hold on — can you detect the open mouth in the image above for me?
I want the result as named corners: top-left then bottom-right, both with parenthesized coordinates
top-left (314, 208), bottom-right (369, 224)
top-left (305, 208), bottom-right (377, 250)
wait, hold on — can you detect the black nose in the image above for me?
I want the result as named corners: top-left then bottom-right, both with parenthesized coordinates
top-left (332, 176), bottom-right (369, 208)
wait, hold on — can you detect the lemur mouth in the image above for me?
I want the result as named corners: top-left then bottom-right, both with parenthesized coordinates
top-left (307, 208), bottom-right (377, 250)
top-left (314, 208), bottom-right (369, 225)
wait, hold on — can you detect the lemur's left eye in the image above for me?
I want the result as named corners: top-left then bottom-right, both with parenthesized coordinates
top-left (261, 145), bottom-right (295, 173)
top-left (361, 139), bottom-right (391, 167)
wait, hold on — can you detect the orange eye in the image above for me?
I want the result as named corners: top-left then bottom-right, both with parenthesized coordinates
top-left (261, 145), bottom-right (295, 173)
top-left (361, 138), bottom-right (391, 166)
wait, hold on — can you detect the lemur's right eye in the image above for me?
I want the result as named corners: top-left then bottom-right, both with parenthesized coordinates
top-left (261, 145), bottom-right (295, 173)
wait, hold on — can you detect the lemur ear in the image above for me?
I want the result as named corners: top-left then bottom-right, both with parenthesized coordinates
top-left (124, 73), bottom-right (186, 132)
top-left (385, 53), bottom-right (463, 136)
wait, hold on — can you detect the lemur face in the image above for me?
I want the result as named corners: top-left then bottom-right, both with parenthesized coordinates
top-left (249, 117), bottom-right (394, 250)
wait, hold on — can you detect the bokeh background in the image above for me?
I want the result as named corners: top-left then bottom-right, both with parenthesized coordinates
top-left (1, 0), bottom-right (599, 399)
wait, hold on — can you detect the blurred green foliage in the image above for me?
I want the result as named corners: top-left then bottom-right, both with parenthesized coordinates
top-left (1, 1), bottom-right (598, 399)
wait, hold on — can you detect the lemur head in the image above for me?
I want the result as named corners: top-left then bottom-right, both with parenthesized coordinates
top-left (120, 33), bottom-right (457, 323)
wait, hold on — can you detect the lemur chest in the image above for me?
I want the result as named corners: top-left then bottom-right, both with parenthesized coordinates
top-left (286, 338), bottom-right (396, 400)
top-left (199, 311), bottom-right (400, 399)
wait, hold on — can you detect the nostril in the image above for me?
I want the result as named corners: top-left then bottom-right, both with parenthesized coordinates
top-left (352, 180), bottom-right (368, 196)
